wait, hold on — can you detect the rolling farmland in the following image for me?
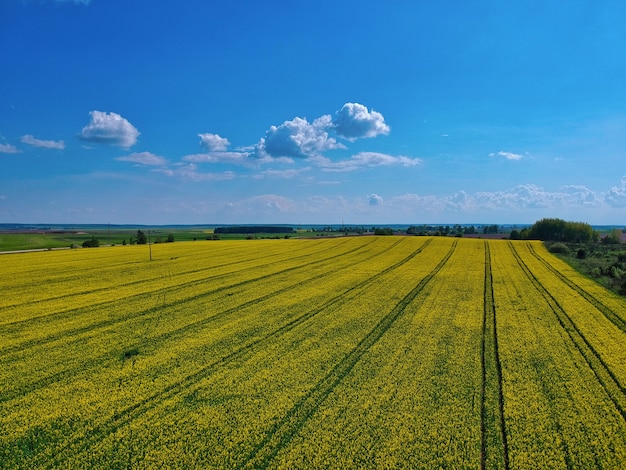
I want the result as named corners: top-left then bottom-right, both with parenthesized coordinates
top-left (1, 237), bottom-right (626, 469)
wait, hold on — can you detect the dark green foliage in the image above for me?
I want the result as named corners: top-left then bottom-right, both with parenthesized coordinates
top-left (136, 230), bottom-right (147, 245)
top-left (577, 248), bottom-right (586, 259)
top-left (81, 236), bottom-right (100, 248)
top-left (548, 242), bottom-right (569, 254)
top-left (374, 227), bottom-right (394, 235)
top-left (528, 218), bottom-right (596, 242)
top-left (602, 229), bottom-right (622, 245)
top-left (166, 233), bottom-right (175, 243)
top-left (483, 224), bottom-right (499, 234)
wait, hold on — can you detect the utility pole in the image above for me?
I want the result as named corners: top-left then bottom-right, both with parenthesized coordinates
top-left (148, 230), bottom-right (152, 261)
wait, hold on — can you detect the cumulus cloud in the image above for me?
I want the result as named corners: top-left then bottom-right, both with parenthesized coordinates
top-left (605, 176), bottom-right (626, 207)
top-left (0, 143), bottom-right (20, 154)
top-left (259, 116), bottom-right (344, 159)
top-left (198, 133), bottom-right (230, 151)
top-left (116, 151), bottom-right (167, 166)
top-left (320, 152), bottom-right (421, 172)
top-left (368, 194), bottom-right (383, 206)
top-left (333, 103), bottom-right (390, 141)
top-left (389, 183), bottom-right (603, 215)
top-left (79, 111), bottom-right (139, 148)
top-left (20, 135), bottom-right (65, 150)
top-left (489, 151), bottom-right (523, 160)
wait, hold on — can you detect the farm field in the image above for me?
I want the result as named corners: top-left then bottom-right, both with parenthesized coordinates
top-left (1, 237), bottom-right (626, 469)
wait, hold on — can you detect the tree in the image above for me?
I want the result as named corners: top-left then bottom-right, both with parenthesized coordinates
top-left (166, 233), bottom-right (175, 243)
top-left (602, 229), bottom-right (622, 245)
top-left (82, 236), bottom-right (100, 248)
top-left (136, 230), bottom-right (148, 245)
top-left (527, 218), bottom-right (596, 242)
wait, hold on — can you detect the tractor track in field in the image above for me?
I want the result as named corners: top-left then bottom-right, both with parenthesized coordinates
top-left (0, 238), bottom-right (371, 353)
top-left (480, 241), bottom-right (509, 470)
top-left (0, 238), bottom-right (343, 326)
top-left (1, 238), bottom-right (399, 403)
top-left (30, 238), bottom-right (437, 468)
top-left (238, 240), bottom-right (457, 470)
top-left (509, 242), bottom-right (626, 423)
top-left (525, 242), bottom-right (626, 334)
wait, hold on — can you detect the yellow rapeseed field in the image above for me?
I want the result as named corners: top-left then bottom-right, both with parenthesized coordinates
top-left (1, 237), bottom-right (625, 468)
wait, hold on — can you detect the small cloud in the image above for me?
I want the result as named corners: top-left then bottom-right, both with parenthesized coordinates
top-left (333, 103), bottom-right (390, 141)
top-left (198, 133), bottom-right (230, 151)
top-left (489, 151), bottom-right (523, 160)
top-left (79, 110), bottom-right (139, 148)
top-left (368, 194), bottom-right (384, 206)
top-left (320, 152), bottom-right (421, 172)
top-left (155, 163), bottom-right (236, 182)
top-left (20, 135), bottom-right (65, 150)
top-left (116, 151), bottom-right (167, 166)
top-left (605, 175), bottom-right (626, 207)
top-left (0, 143), bottom-right (20, 154)
top-left (182, 151), bottom-right (250, 165)
top-left (253, 167), bottom-right (311, 180)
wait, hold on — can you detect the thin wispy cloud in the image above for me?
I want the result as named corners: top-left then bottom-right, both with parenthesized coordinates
top-left (0, 143), bottom-right (20, 154)
top-left (489, 151), bottom-right (523, 161)
top-left (319, 152), bottom-right (421, 172)
top-left (20, 135), bottom-right (65, 150)
top-left (116, 151), bottom-right (167, 166)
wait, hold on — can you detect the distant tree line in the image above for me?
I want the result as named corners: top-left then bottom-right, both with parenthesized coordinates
top-left (214, 226), bottom-right (294, 234)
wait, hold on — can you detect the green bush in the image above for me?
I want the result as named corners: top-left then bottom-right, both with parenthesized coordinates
top-left (548, 243), bottom-right (569, 254)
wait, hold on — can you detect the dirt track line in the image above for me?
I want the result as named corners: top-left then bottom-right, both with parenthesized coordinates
top-left (36, 238), bottom-right (432, 468)
top-left (480, 241), bottom-right (509, 470)
top-left (0, 238), bottom-right (348, 326)
top-left (1, 238), bottom-right (393, 403)
top-left (1, 238), bottom-right (374, 355)
top-left (526, 242), bottom-right (626, 334)
top-left (239, 240), bottom-right (457, 469)
top-left (509, 242), bottom-right (626, 423)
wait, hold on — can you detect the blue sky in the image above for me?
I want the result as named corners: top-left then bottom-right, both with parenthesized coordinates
top-left (2, 0), bottom-right (626, 225)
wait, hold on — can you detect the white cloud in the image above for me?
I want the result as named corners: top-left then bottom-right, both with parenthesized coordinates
top-left (388, 183), bottom-right (603, 215)
top-left (20, 135), bottom-right (65, 150)
top-left (155, 163), bottom-right (236, 182)
top-left (259, 116), bottom-right (345, 159)
top-left (333, 103), bottom-right (390, 141)
top-left (182, 151), bottom-right (251, 165)
top-left (253, 167), bottom-right (311, 180)
top-left (320, 152), bottom-right (421, 172)
top-left (79, 111), bottom-right (139, 148)
top-left (368, 194), bottom-right (383, 206)
top-left (198, 133), bottom-right (230, 151)
top-left (489, 151), bottom-right (523, 160)
top-left (116, 151), bottom-right (167, 166)
top-left (605, 176), bottom-right (626, 207)
top-left (0, 143), bottom-right (20, 154)
top-left (226, 194), bottom-right (297, 215)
